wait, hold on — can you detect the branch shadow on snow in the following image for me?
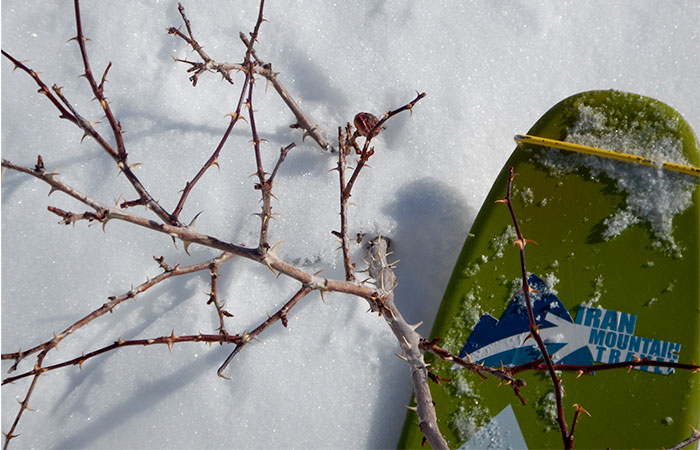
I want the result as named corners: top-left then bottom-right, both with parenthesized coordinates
top-left (381, 177), bottom-right (475, 330)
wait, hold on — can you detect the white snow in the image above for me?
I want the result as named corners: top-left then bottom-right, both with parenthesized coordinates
top-left (2, 1), bottom-right (699, 449)
top-left (537, 101), bottom-right (698, 257)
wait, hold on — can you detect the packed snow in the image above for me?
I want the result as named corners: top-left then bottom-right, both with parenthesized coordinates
top-left (2, 1), bottom-right (699, 449)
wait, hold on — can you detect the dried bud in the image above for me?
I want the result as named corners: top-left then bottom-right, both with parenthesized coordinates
top-left (353, 112), bottom-right (381, 138)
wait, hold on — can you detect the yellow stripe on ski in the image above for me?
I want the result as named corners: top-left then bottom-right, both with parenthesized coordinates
top-left (515, 134), bottom-right (700, 177)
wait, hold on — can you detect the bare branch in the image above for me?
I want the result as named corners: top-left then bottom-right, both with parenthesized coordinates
top-left (2, 253), bottom-right (234, 370)
top-left (336, 125), bottom-right (355, 281)
top-left (171, 67), bottom-right (252, 220)
top-left (217, 285), bottom-right (312, 378)
top-left (500, 166), bottom-right (570, 448)
top-left (420, 338), bottom-right (528, 405)
top-left (0, 50), bottom-right (77, 124)
top-left (3, 333), bottom-right (244, 385)
top-left (365, 237), bottom-right (448, 449)
top-left (71, 0), bottom-right (126, 160)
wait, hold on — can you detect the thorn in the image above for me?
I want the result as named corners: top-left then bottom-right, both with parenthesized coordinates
top-left (403, 405), bottom-right (418, 412)
top-left (45, 167), bottom-right (61, 180)
top-left (226, 112), bottom-right (247, 124)
top-left (408, 321), bottom-right (423, 331)
top-left (513, 238), bottom-right (537, 250)
top-left (188, 211), bottom-right (204, 230)
top-left (167, 330), bottom-right (177, 352)
top-left (495, 198), bottom-right (509, 204)
top-left (395, 353), bottom-right (408, 362)
top-left (268, 240), bottom-right (283, 257)
top-left (101, 217), bottom-right (112, 232)
top-left (690, 425), bottom-right (700, 438)
top-left (573, 403), bottom-right (591, 417)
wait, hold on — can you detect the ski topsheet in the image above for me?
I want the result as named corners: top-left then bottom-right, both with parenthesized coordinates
top-left (398, 90), bottom-right (700, 449)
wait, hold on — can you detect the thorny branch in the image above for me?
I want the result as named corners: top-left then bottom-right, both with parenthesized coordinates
top-left (169, 3), bottom-right (333, 152)
top-left (336, 124), bottom-right (356, 281)
top-left (207, 257), bottom-right (234, 338)
top-left (3, 333), bottom-right (245, 385)
top-left (1, 252), bottom-right (234, 371)
top-left (334, 94), bottom-right (425, 282)
top-left (419, 338), bottom-right (528, 405)
top-left (217, 286), bottom-right (313, 378)
top-left (365, 237), bottom-right (448, 450)
top-left (1, 2), bottom-right (441, 447)
top-left (509, 356), bottom-right (700, 376)
top-left (73, 0), bottom-right (179, 225)
top-left (498, 166), bottom-right (575, 449)
top-left (171, 65), bottom-right (251, 220)
top-left (4, 2), bottom-right (696, 449)
top-left (167, 3), bottom-right (235, 85)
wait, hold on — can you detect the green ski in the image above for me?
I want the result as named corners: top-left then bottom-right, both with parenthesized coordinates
top-left (399, 90), bottom-right (700, 449)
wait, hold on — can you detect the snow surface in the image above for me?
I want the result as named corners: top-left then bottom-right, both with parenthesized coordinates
top-left (1, 1), bottom-right (699, 449)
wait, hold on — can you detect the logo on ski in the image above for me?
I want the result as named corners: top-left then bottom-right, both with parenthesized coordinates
top-left (460, 274), bottom-right (681, 375)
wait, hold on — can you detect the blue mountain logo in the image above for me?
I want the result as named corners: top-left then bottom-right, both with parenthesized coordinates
top-left (459, 274), bottom-right (681, 375)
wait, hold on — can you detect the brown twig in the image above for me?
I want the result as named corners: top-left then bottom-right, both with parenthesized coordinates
top-left (206, 257), bottom-right (234, 337)
top-left (336, 125), bottom-right (356, 281)
top-left (498, 166), bottom-right (571, 448)
top-left (72, 0), bottom-right (125, 160)
top-left (171, 67), bottom-right (252, 220)
top-left (334, 93), bottom-right (427, 282)
top-left (168, 4), bottom-right (332, 152)
top-left (167, 3), bottom-right (235, 85)
top-left (217, 285), bottom-right (313, 378)
top-left (2, 3), bottom-right (431, 447)
top-left (72, 0), bottom-right (178, 225)
top-left (2, 252), bottom-right (234, 370)
top-left (3, 333), bottom-right (244, 385)
top-left (419, 338), bottom-right (528, 405)
top-left (0, 50), bottom-right (77, 125)
top-left (509, 357), bottom-right (700, 376)
top-left (2, 370), bottom-right (40, 449)
top-left (1, 156), bottom-right (378, 300)
top-left (567, 404), bottom-right (590, 448)
top-left (344, 92), bottom-right (426, 196)
top-left (3, 4), bottom-right (178, 226)
top-left (239, 32), bottom-right (333, 152)
top-left (268, 143), bottom-right (295, 184)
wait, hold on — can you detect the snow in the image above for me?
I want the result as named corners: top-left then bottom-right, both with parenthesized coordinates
top-left (536, 100), bottom-right (698, 257)
top-left (2, 1), bottom-right (699, 449)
